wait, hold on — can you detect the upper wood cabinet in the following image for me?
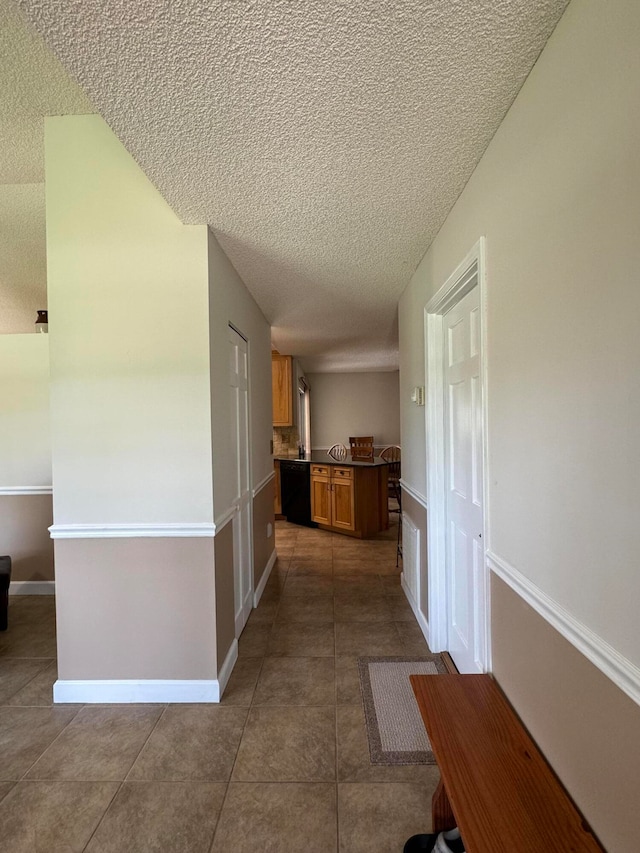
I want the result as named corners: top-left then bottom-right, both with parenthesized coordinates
top-left (272, 353), bottom-right (293, 426)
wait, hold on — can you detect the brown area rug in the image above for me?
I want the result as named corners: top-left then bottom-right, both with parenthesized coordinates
top-left (358, 655), bottom-right (447, 765)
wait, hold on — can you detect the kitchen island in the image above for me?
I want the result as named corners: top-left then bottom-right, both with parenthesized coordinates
top-left (276, 452), bottom-right (389, 538)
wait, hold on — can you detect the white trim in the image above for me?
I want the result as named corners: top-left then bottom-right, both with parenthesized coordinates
top-left (488, 551), bottom-right (640, 709)
top-left (217, 638), bottom-right (239, 698)
top-left (0, 486), bottom-right (52, 496)
top-left (401, 572), bottom-right (430, 646)
top-left (424, 237), bottom-right (490, 670)
top-left (399, 479), bottom-right (428, 509)
top-left (53, 678), bottom-right (223, 704)
top-left (49, 523), bottom-right (216, 539)
top-left (252, 471), bottom-right (275, 498)
top-left (214, 505), bottom-right (237, 533)
top-left (9, 580), bottom-right (55, 595)
top-left (254, 548), bottom-right (277, 607)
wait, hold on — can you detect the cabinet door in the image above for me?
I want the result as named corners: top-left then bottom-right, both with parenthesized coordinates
top-left (331, 477), bottom-right (355, 531)
top-left (272, 354), bottom-right (293, 426)
top-left (311, 475), bottom-right (331, 525)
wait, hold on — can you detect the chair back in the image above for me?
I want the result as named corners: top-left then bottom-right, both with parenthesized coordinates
top-left (328, 443), bottom-right (348, 461)
top-left (349, 436), bottom-right (374, 461)
top-left (380, 445), bottom-right (401, 482)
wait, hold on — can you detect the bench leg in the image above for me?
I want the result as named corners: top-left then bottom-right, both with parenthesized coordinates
top-left (432, 779), bottom-right (456, 834)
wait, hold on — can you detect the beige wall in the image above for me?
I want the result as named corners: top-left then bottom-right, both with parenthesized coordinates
top-left (214, 520), bottom-right (236, 671)
top-left (0, 334), bottom-right (53, 584)
top-left (0, 494), bottom-right (54, 582)
top-left (45, 115), bottom-right (213, 526)
top-left (207, 229), bottom-right (273, 522)
top-left (492, 574), bottom-right (640, 852)
top-left (398, 2), bottom-right (640, 847)
top-left (253, 478), bottom-right (276, 590)
top-left (55, 538), bottom-right (216, 680)
top-left (0, 334), bottom-right (51, 488)
top-left (400, 0), bottom-right (640, 661)
top-left (307, 371), bottom-right (400, 450)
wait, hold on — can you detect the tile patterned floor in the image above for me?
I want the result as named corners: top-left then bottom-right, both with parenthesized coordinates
top-left (0, 519), bottom-right (439, 852)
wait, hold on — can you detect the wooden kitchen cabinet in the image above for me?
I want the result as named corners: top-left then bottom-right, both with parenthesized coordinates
top-left (272, 354), bottom-right (293, 426)
top-left (310, 466), bottom-right (331, 526)
top-left (311, 462), bottom-right (381, 537)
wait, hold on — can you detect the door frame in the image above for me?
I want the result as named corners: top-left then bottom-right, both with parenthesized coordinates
top-left (424, 237), bottom-right (491, 671)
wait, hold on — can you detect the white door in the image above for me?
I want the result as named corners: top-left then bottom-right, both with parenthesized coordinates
top-left (228, 326), bottom-right (253, 636)
top-left (443, 285), bottom-right (485, 673)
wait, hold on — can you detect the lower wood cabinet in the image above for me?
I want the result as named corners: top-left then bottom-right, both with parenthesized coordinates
top-left (310, 463), bottom-right (385, 538)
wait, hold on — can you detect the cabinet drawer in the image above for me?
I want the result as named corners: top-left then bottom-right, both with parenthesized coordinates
top-left (311, 465), bottom-right (330, 477)
top-left (332, 466), bottom-right (353, 480)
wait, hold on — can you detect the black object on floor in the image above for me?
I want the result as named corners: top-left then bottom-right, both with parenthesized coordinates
top-left (0, 555), bottom-right (12, 631)
top-left (280, 459), bottom-right (316, 527)
top-left (404, 835), bottom-right (438, 853)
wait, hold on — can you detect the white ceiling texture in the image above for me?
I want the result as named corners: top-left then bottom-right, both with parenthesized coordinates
top-left (10, 0), bottom-right (569, 369)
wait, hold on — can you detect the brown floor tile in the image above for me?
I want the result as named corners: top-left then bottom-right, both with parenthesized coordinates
top-left (334, 596), bottom-right (393, 622)
top-left (337, 705), bottom-right (440, 784)
top-left (284, 574), bottom-right (335, 594)
top-left (246, 598), bottom-right (279, 626)
top-left (0, 624), bottom-right (58, 658)
top-left (291, 546), bottom-right (333, 561)
top-left (333, 576), bottom-right (384, 595)
top-left (268, 622), bottom-right (335, 657)
top-left (237, 623), bottom-right (272, 657)
top-left (232, 706), bottom-right (336, 781)
top-left (85, 781), bottom-right (226, 853)
top-left (212, 782), bottom-right (337, 853)
top-left (0, 706), bottom-right (79, 780)
top-left (25, 705), bottom-right (164, 781)
top-left (335, 622), bottom-right (405, 657)
top-left (0, 658), bottom-right (53, 704)
top-left (4, 661), bottom-right (59, 706)
top-left (396, 621), bottom-right (430, 653)
top-left (337, 782), bottom-right (435, 852)
top-left (276, 593), bottom-right (334, 623)
top-left (253, 657), bottom-right (335, 706)
top-left (386, 596), bottom-right (418, 621)
top-left (0, 781), bottom-right (15, 802)
top-left (129, 706), bottom-right (247, 781)
top-left (220, 657), bottom-right (263, 706)
top-left (333, 558), bottom-right (385, 576)
top-left (0, 781), bottom-right (119, 853)
top-left (335, 656), bottom-right (363, 705)
top-left (287, 558), bottom-right (334, 576)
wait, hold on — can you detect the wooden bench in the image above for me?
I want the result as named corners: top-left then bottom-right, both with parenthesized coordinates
top-left (409, 674), bottom-right (604, 852)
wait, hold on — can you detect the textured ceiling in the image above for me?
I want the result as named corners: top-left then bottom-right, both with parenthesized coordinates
top-left (14, 0), bottom-right (569, 369)
top-left (0, 0), bottom-right (92, 332)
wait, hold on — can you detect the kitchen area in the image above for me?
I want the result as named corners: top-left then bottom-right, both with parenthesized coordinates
top-left (272, 352), bottom-right (401, 540)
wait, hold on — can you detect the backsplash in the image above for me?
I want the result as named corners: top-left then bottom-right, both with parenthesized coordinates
top-left (273, 426), bottom-right (300, 457)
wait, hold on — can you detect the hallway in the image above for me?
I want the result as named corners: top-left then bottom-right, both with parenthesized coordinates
top-left (0, 520), bottom-right (440, 852)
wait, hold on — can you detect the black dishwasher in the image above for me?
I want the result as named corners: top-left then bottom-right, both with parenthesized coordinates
top-left (279, 460), bottom-right (316, 527)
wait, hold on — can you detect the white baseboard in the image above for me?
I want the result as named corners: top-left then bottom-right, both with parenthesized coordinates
top-left (254, 549), bottom-right (277, 607)
top-left (9, 581), bottom-right (55, 595)
top-left (401, 572), bottom-right (431, 648)
top-left (53, 678), bottom-right (223, 704)
top-left (487, 550), bottom-right (640, 709)
top-left (217, 638), bottom-right (239, 698)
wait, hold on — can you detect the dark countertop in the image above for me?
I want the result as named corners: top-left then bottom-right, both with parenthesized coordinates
top-left (275, 452), bottom-right (388, 468)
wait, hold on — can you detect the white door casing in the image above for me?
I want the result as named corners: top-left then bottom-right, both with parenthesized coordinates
top-left (228, 325), bottom-right (253, 636)
top-left (443, 286), bottom-right (484, 673)
top-left (425, 238), bottom-right (490, 673)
